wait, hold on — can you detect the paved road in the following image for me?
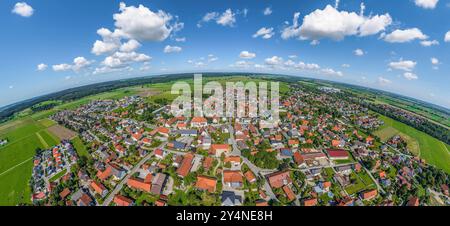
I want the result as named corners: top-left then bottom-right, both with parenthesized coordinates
top-left (228, 123), bottom-right (279, 202)
top-left (102, 142), bottom-right (167, 206)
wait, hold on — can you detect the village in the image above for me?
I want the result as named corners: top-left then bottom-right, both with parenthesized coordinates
top-left (29, 84), bottom-right (450, 207)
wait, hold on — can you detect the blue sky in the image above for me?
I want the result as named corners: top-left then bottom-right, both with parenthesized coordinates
top-left (1, 0), bottom-right (449, 108)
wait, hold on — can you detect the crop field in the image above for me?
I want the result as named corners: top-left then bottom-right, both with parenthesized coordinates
top-left (375, 115), bottom-right (450, 173)
top-left (0, 117), bottom-right (61, 205)
top-left (48, 125), bottom-right (77, 140)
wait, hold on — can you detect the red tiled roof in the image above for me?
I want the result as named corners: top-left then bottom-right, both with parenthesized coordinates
top-left (224, 156), bottom-right (241, 163)
top-left (244, 171), bottom-right (256, 183)
top-left (293, 152), bottom-right (304, 165)
top-left (361, 189), bottom-right (378, 200)
top-left (283, 185), bottom-right (296, 201)
top-left (176, 153), bottom-right (194, 177)
top-left (303, 198), bottom-right (317, 206)
top-left (326, 149), bottom-right (349, 158)
top-left (223, 170), bottom-right (243, 184)
top-left (191, 117), bottom-right (207, 123)
top-left (114, 195), bottom-right (133, 206)
top-left (59, 188), bottom-right (71, 199)
top-left (97, 166), bottom-right (112, 181)
top-left (90, 181), bottom-right (107, 195)
top-left (127, 177), bottom-right (151, 192)
top-left (266, 170), bottom-right (292, 189)
top-left (195, 175), bottom-right (217, 193)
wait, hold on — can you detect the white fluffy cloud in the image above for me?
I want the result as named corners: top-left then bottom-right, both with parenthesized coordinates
top-left (382, 28), bottom-right (428, 43)
top-left (445, 31), bottom-right (450, 42)
top-left (431, 57), bottom-right (439, 65)
top-left (164, 45), bottom-right (182, 53)
top-left (12, 2), bottom-right (34, 17)
top-left (253, 27), bottom-right (274, 39)
top-left (198, 9), bottom-right (237, 27)
top-left (92, 2), bottom-right (180, 56)
top-left (37, 63), bottom-right (48, 71)
top-left (52, 64), bottom-right (71, 72)
top-left (265, 56), bottom-right (284, 65)
top-left (403, 72), bottom-right (418, 80)
top-left (92, 40), bottom-right (119, 55)
top-left (261, 55), bottom-right (342, 76)
top-left (102, 52), bottom-right (151, 69)
top-left (113, 2), bottom-right (177, 41)
top-left (414, 0), bottom-right (439, 9)
top-left (389, 60), bottom-right (417, 71)
top-left (217, 9), bottom-right (236, 26)
top-left (420, 40), bottom-right (439, 47)
top-left (263, 7), bottom-right (272, 16)
top-left (282, 4), bottom-right (392, 41)
top-left (239, 51), bottom-right (256, 59)
top-left (378, 76), bottom-right (392, 85)
top-left (53, 57), bottom-right (94, 72)
top-left (120, 39), bottom-right (141, 52)
top-left (354, 49), bottom-right (364, 56)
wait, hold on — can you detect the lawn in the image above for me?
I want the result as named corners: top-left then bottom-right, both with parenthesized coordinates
top-left (373, 126), bottom-right (399, 142)
top-left (375, 115), bottom-right (450, 173)
top-left (0, 160), bottom-right (33, 205)
top-left (49, 169), bottom-right (68, 182)
top-left (71, 136), bottom-right (89, 158)
top-left (344, 172), bottom-right (368, 195)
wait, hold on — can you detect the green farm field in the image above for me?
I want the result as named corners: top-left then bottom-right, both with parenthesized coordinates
top-left (375, 115), bottom-right (450, 173)
top-left (0, 117), bottom-right (61, 205)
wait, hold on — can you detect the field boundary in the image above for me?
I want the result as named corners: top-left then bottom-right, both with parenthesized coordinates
top-left (0, 157), bottom-right (33, 177)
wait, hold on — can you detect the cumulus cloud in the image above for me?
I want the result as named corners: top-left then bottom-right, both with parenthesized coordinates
top-left (53, 57), bottom-right (94, 72)
top-left (37, 63), bottom-right (48, 71)
top-left (239, 51), bottom-right (256, 59)
top-left (101, 51), bottom-right (151, 69)
top-left (52, 64), bottom-right (72, 72)
top-left (389, 60), bottom-right (417, 71)
top-left (263, 7), bottom-right (272, 16)
top-left (261, 55), bottom-right (342, 76)
top-left (253, 27), bottom-right (275, 39)
top-left (198, 9), bottom-right (237, 27)
top-left (445, 31), bottom-right (450, 42)
top-left (265, 56), bottom-right (284, 65)
top-left (354, 49), bottom-right (365, 56)
top-left (91, 2), bottom-right (181, 56)
top-left (164, 45), bottom-right (182, 53)
top-left (12, 2), bottom-right (34, 17)
top-left (282, 4), bottom-right (392, 41)
top-left (120, 39), bottom-right (141, 52)
top-left (382, 28), bottom-right (428, 43)
top-left (217, 9), bottom-right (236, 26)
top-left (378, 76), bottom-right (392, 85)
top-left (403, 72), bottom-right (418, 80)
top-left (414, 0), bottom-right (439, 9)
top-left (431, 57), bottom-right (439, 65)
top-left (341, 64), bottom-right (350, 68)
top-left (113, 2), bottom-right (178, 41)
top-left (420, 40), bottom-right (439, 47)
